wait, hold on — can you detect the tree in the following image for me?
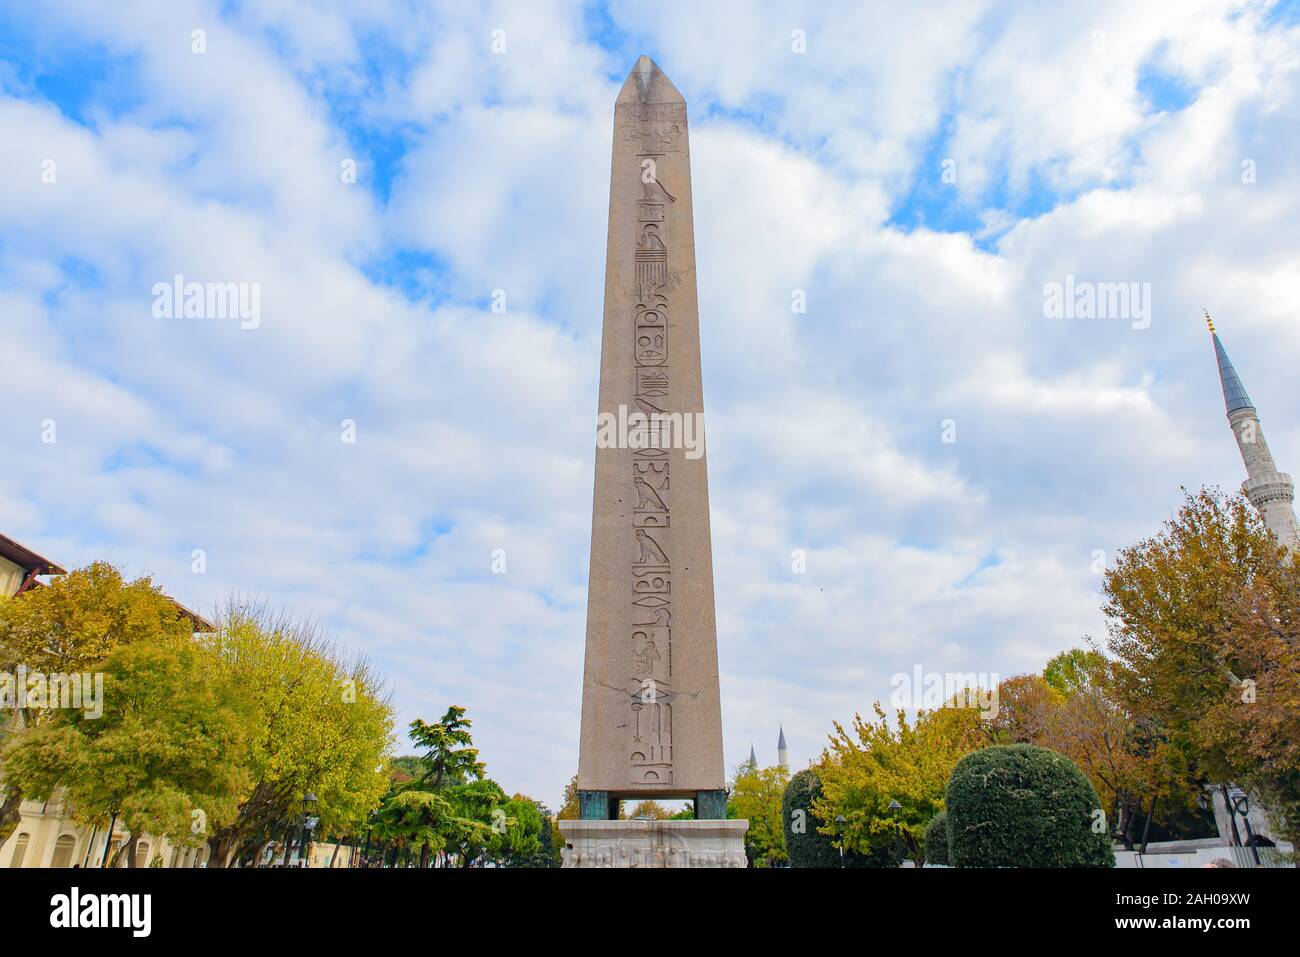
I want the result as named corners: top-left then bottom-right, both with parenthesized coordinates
top-left (781, 768), bottom-right (888, 868)
top-left (1043, 648), bottom-right (1106, 698)
top-left (550, 773), bottom-right (580, 864)
top-left (556, 774), bottom-right (580, 821)
top-left (1196, 551), bottom-right (1300, 846)
top-left (377, 789), bottom-right (455, 868)
top-left (816, 703), bottom-right (984, 864)
top-left (0, 562), bottom-right (193, 839)
top-left (1101, 488), bottom-right (1295, 843)
top-left (196, 602), bottom-right (394, 867)
top-left (2, 636), bottom-right (249, 866)
top-left (782, 769), bottom-right (840, 868)
top-left (536, 808), bottom-right (558, 868)
top-left (1103, 489), bottom-right (1277, 784)
top-left (626, 799), bottom-right (672, 820)
top-left (1037, 674), bottom-right (1196, 849)
top-left (729, 765), bottom-right (789, 866)
top-left (923, 810), bottom-right (949, 865)
top-left (408, 706), bottom-right (485, 790)
top-left (442, 779), bottom-right (509, 867)
top-left (371, 709), bottom-right (540, 868)
top-left (497, 795), bottom-right (546, 867)
top-left (0, 561), bottom-right (192, 679)
top-left (984, 674), bottom-right (1062, 744)
top-left (945, 744), bottom-right (1114, 867)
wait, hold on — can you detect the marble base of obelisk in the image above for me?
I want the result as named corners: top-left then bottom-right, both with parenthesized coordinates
top-left (559, 819), bottom-right (748, 868)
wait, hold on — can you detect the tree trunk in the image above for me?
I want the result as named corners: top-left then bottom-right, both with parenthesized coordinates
top-left (0, 789), bottom-right (24, 843)
top-left (419, 842), bottom-right (430, 869)
top-left (206, 834), bottom-right (231, 868)
top-left (125, 833), bottom-right (141, 868)
top-left (1139, 796), bottom-right (1158, 854)
top-left (1116, 794), bottom-right (1136, 850)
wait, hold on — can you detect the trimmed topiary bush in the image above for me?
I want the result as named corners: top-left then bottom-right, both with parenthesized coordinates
top-left (782, 769), bottom-right (841, 868)
top-left (945, 744), bottom-right (1114, 868)
top-left (923, 810), bottom-right (949, 866)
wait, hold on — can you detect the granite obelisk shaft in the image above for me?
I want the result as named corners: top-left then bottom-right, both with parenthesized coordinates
top-left (575, 56), bottom-right (725, 806)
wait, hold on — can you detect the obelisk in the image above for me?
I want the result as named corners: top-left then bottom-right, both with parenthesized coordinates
top-left (560, 56), bottom-right (747, 868)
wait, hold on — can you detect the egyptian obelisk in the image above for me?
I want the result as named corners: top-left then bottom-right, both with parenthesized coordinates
top-left (559, 56), bottom-right (747, 867)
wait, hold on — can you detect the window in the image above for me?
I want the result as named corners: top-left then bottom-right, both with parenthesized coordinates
top-left (50, 834), bottom-right (77, 868)
top-left (8, 833), bottom-right (30, 868)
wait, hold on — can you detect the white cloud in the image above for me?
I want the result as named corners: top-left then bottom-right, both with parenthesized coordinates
top-left (2, 0), bottom-right (1299, 804)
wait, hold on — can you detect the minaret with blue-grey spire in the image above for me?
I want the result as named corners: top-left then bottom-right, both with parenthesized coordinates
top-left (777, 726), bottom-right (789, 770)
top-left (1208, 312), bottom-right (1300, 550)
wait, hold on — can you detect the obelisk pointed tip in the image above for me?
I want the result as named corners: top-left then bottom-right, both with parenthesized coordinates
top-left (616, 55), bottom-right (684, 105)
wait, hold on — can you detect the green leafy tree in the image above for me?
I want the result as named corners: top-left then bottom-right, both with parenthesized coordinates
top-left (2, 636), bottom-right (249, 866)
top-left (376, 789), bottom-right (456, 868)
top-left (923, 810), bottom-right (949, 865)
top-left (197, 602), bottom-right (394, 867)
top-left (0, 561), bottom-right (192, 679)
top-left (816, 703), bottom-right (984, 864)
top-left (497, 795), bottom-right (546, 867)
top-left (408, 706), bottom-right (486, 789)
top-left (781, 768), bottom-right (888, 868)
top-left (0, 562), bottom-right (194, 839)
top-left (1042, 648), bottom-right (1107, 698)
top-left (729, 765), bottom-right (789, 867)
top-left (443, 778), bottom-right (509, 867)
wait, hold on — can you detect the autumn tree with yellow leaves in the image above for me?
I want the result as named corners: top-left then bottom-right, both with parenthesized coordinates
top-left (815, 703), bottom-right (984, 864)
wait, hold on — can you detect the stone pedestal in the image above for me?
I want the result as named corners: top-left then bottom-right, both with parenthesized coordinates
top-left (559, 819), bottom-right (749, 868)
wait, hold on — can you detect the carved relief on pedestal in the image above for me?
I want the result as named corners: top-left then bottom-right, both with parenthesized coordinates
top-left (560, 841), bottom-right (748, 869)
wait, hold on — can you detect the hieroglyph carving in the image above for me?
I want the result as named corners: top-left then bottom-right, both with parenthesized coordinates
top-left (624, 103), bottom-right (682, 788)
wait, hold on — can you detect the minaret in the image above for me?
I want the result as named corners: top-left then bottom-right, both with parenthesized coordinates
top-left (747, 744), bottom-right (757, 768)
top-left (1208, 312), bottom-right (1300, 550)
top-left (777, 726), bottom-right (789, 771)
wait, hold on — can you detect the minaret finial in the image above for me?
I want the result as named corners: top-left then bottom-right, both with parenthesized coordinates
top-left (1205, 308), bottom-right (1216, 335)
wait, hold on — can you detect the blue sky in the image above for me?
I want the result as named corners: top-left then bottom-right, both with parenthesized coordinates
top-left (2, 0), bottom-right (1299, 810)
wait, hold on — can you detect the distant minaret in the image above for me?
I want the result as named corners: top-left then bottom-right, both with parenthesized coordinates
top-left (747, 744), bottom-right (757, 768)
top-left (1208, 313), bottom-right (1300, 551)
top-left (777, 726), bottom-right (789, 770)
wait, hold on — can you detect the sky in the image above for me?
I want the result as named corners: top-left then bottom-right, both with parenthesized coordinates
top-left (2, 0), bottom-right (1299, 812)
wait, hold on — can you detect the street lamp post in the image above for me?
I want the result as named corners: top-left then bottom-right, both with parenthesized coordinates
top-left (887, 800), bottom-right (904, 866)
top-left (834, 815), bottom-right (846, 868)
top-left (1229, 788), bottom-right (1261, 865)
top-left (298, 793), bottom-right (319, 869)
top-left (1219, 783), bottom-right (1244, 848)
